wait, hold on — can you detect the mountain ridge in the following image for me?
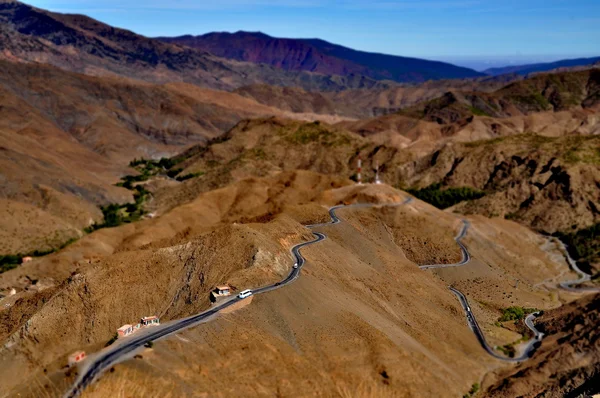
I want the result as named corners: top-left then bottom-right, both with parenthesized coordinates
top-left (0, 1), bottom-right (394, 91)
top-left (157, 30), bottom-right (486, 83)
top-left (484, 56), bottom-right (600, 76)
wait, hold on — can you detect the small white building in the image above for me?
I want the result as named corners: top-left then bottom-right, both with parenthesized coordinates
top-left (117, 324), bottom-right (134, 338)
top-left (214, 285), bottom-right (231, 296)
top-left (141, 316), bottom-right (160, 326)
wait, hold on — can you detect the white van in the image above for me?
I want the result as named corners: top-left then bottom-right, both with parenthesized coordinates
top-left (293, 263), bottom-right (299, 269)
top-left (238, 289), bottom-right (253, 299)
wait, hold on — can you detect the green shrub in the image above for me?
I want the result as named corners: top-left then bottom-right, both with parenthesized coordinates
top-left (167, 168), bottom-right (183, 178)
top-left (105, 333), bottom-right (118, 347)
top-left (499, 306), bottom-right (538, 322)
top-left (176, 172), bottom-right (204, 182)
top-left (407, 183), bottom-right (485, 209)
top-left (469, 106), bottom-right (490, 117)
top-left (0, 256), bottom-right (21, 273)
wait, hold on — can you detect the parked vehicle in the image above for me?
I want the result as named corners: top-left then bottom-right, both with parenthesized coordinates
top-left (238, 289), bottom-right (253, 299)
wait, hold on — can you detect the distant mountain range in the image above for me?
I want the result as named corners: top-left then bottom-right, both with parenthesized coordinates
top-left (484, 56), bottom-right (600, 76)
top-left (0, 1), bottom-right (400, 91)
top-left (157, 31), bottom-right (486, 83)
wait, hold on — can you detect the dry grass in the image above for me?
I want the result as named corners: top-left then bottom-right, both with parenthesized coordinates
top-left (334, 379), bottom-right (398, 398)
top-left (82, 368), bottom-right (176, 398)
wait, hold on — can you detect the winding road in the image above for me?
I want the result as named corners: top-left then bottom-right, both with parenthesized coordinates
top-left (65, 200), bottom-right (413, 397)
top-left (417, 217), bottom-right (544, 362)
top-left (450, 287), bottom-right (543, 362)
top-left (65, 196), bottom-right (547, 396)
top-left (419, 220), bottom-right (471, 270)
top-left (556, 240), bottom-right (600, 293)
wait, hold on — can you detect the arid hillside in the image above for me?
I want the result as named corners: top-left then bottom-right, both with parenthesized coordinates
top-left (128, 117), bottom-right (598, 275)
top-left (339, 69), bottom-right (600, 141)
top-left (0, 59), bottom-right (346, 257)
top-left (0, 173), bottom-right (580, 397)
top-left (400, 134), bottom-right (600, 233)
top-left (234, 74), bottom-right (521, 119)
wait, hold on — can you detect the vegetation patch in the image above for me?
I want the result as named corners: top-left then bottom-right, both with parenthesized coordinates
top-left (407, 183), bottom-right (485, 209)
top-left (469, 106), bottom-right (490, 117)
top-left (496, 344), bottom-right (516, 358)
top-left (0, 237), bottom-right (78, 274)
top-left (87, 185), bottom-right (150, 232)
top-left (498, 306), bottom-right (538, 322)
top-left (176, 172), bottom-right (204, 182)
top-left (463, 382), bottom-right (480, 398)
top-left (286, 122), bottom-right (351, 147)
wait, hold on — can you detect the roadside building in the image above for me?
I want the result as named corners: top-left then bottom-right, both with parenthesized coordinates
top-left (68, 351), bottom-right (86, 366)
top-left (211, 285), bottom-right (232, 302)
top-left (141, 316), bottom-right (160, 326)
top-left (215, 285), bottom-right (231, 296)
top-left (117, 324), bottom-right (134, 338)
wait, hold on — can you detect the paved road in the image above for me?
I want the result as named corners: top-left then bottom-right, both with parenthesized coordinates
top-left (64, 231), bottom-right (326, 398)
top-left (64, 199), bottom-right (412, 397)
top-left (418, 219), bottom-right (545, 362)
top-left (556, 240), bottom-right (600, 293)
top-left (450, 287), bottom-right (543, 362)
top-left (65, 196), bottom-right (549, 396)
top-left (419, 219), bottom-right (470, 270)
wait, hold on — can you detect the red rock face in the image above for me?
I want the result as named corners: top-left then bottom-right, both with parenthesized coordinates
top-left (158, 31), bottom-right (485, 83)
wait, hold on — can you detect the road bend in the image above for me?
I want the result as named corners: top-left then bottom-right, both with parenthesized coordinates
top-left (555, 240), bottom-right (600, 293)
top-left (65, 198), bottom-right (411, 397)
top-left (419, 218), bottom-right (545, 362)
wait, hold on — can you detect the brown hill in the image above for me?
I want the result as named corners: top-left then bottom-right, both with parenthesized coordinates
top-left (234, 74), bottom-right (520, 119)
top-left (335, 69), bottom-right (600, 153)
top-left (399, 134), bottom-right (600, 236)
top-left (105, 117), bottom-right (599, 252)
top-left (397, 69), bottom-right (600, 124)
top-left (158, 31), bottom-right (485, 83)
top-left (0, 60), bottom-right (343, 256)
top-left (0, 1), bottom-right (388, 91)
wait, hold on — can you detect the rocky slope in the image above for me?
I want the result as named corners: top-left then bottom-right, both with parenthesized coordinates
top-left (397, 69), bottom-right (600, 123)
top-left (158, 31), bottom-right (484, 83)
top-left (0, 1), bottom-right (388, 91)
top-left (399, 134), bottom-right (600, 235)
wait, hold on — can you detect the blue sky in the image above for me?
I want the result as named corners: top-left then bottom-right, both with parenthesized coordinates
top-left (25, 0), bottom-right (600, 70)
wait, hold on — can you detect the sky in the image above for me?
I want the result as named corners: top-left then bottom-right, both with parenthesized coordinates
top-left (25, 0), bottom-right (600, 70)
